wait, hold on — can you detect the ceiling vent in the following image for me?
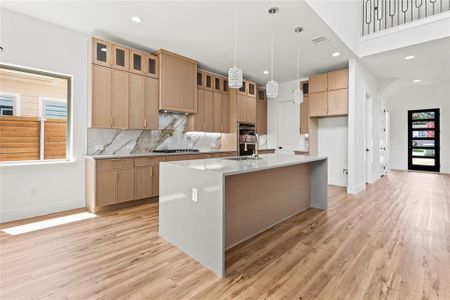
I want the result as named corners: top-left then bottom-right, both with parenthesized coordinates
top-left (311, 36), bottom-right (329, 46)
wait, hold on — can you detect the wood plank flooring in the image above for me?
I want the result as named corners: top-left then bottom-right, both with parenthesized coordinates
top-left (1, 170), bottom-right (449, 299)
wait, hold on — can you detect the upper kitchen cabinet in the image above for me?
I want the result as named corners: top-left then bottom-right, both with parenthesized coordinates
top-left (130, 49), bottom-right (147, 75)
top-left (91, 64), bottom-right (112, 128)
top-left (327, 69), bottom-right (348, 90)
top-left (247, 81), bottom-right (256, 98)
top-left (257, 88), bottom-right (266, 101)
top-left (256, 99), bottom-right (267, 134)
top-left (111, 43), bottom-right (129, 71)
top-left (309, 91), bottom-right (328, 117)
top-left (204, 73), bottom-right (213, 90)
top-left (223, 79), bottom-right (228, 93)
top-left (238, 81), bottom-right (247, 95)
top-left (236, 94), bottom-right (256, 123)
top-left (300, 95), bottom-right (309, 134)
top-left (157, 49), bottom-right (197, 113)
top-left (92, 38), bottom-right (111, 67)
top-left (309, 72), bottom-right (328, 93)
top-left (128, 74), bottom-right (159, 129)
top-left (214, 76), bottom-right (222, 93)
top-left (145, 54), bottom-right (159, 78)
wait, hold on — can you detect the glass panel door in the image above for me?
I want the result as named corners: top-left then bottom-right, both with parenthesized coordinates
top-left (408, 109), bottom-right (440, 172)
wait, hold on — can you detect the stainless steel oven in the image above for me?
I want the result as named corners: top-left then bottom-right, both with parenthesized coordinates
top-left (238, 123), bottom-right (256, 156)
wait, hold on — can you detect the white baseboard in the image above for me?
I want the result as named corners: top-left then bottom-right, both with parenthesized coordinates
top-left (0, 198), bottom-right (85, 223)
top-left (328, 177), bottom-right (347, 187)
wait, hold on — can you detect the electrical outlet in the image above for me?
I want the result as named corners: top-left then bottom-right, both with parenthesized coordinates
top-left (192, 188), bottom-right (198, 203)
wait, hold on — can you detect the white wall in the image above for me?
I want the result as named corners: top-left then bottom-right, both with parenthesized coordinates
top-left (386, 80), bottom-right (450, 173)
top-left (318, 117), bottom-right (348, 186)
top-left (0, 9), bottom-right (88, 222)
top-left (348, 58), bottom-right (383, 194)
top-left (267, 79), bottom-right (309, 152)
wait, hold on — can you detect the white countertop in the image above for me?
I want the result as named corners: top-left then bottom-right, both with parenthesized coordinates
top-left (162, 153), bottom-right (327, 176)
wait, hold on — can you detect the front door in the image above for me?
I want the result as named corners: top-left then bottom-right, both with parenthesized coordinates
top-left (408, 109), bottom-right (440, 172)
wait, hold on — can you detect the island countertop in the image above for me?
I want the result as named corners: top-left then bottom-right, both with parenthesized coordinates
top-left (162, 153), bottom-right (327, 176)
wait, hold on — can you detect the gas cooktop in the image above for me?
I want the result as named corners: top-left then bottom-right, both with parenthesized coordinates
top-left (153, 149), bottom-right (200, 153)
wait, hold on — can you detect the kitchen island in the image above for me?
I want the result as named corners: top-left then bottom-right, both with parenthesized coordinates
top-left (159, 153), bottom-right (328, 277)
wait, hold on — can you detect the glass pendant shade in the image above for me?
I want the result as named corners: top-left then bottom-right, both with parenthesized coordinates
top-left (266, 80), bottom-right (279, 98)
top-left (293, 87), bottom-right (304, 104)
top-left (228, 66), bottom-right (243, 89)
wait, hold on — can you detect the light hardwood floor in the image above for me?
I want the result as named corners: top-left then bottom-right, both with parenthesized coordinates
top-left (1, 171), bottom-right (449, 299)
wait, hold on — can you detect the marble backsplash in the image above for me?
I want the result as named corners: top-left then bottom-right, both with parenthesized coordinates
top-left (87, 112), bottom-right (267, 155)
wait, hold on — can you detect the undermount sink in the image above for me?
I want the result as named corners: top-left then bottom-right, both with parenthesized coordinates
top-left (224, 156), bottom-right (263, 161)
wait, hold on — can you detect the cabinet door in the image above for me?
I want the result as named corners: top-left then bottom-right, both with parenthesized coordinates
top-left (159, 51), bottom-right (197, 113)
top-left (328, 69), bottom-right (348, 90)
top-left (246, 96), bottom-right (256, 123)
top-left (96, 170), bottom-right (116, 206)
top-left (204, 73), bottom-right (213, 90)
top-left (144, 77), bottom-right (159, 129)
top-left (111, 69), bottom-right (129, 128)
top-left (236, 94), bottom-right (247, 122)
top-left (327, 89), bottom-right (348, 116)
top-left (116, 168), bottom-right (134, 203)
top-left (151, 164), bottom-right (160, 197)
top-left (222, 93), bottom-right (230, 133)
top-left (257, 89), bottom-right (266, 101)
top-left (204, 90), bottom-right (214, 132)
top-left (92, 38), bottom-right (111, 67)
top-left (238, 81), bottom-right (247, 95)
top-left (192, 88), bottom-right (205, 131)
top-left (128, 73), bottom-right (145, 129)
top-left (111, 44), bottom-right (129, 71)
top-left (247, 82), bottom-right (256, 97)
top-left (130, 50), bottom-right (146, 75)
top-left (197, 71), bottom-right (203, 88)
top-left (309, 92), bottom-right (328, 117)
top-left (222, 79), bottom-right (228, 93)
top-left (92, 65), bottom-right (111, 128)
top-left (256, 100), bottom-right (267, 134)
top-left (145, 54), bottom-right (159, 78)
top-left (134, 166), bottom-right (152, 199)
top-left (300, 95), bottom-right (309, 134)
top-left (214, 77), bottom-right (222, 92)
top-left (213, 92), bottom-right (223, 132)
top-left (309, 73), bottom-right (328, 93)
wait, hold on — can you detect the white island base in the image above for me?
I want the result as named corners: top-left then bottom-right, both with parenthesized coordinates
top-left (159, 153), bottom-right (328, 277)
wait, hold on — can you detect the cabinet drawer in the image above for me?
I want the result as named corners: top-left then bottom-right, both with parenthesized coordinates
top-left (134, 156), bottom-right (165, 167)
top-left (221, 151), bottom-right (237, 157)
top-left (166, 154), bottom-right (202, 161)
top-left (201, 153), bottom-right (222, 159)
top-left (96, 158), bottom-right (133, 170)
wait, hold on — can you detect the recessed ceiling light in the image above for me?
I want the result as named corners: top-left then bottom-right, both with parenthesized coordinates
top-left (263, 70), bottom-right (270, 75)
top-left (332, 52), bottom-right (340, 57)
top-left (413, 79), bottom-right (422, 83)
top-left (131, 16), bottom-right (142, 23)
top-left (404, 55), bottom-right (415, 60)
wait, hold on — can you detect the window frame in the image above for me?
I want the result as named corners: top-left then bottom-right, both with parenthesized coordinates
top-left (0, 63), bottom-right (73, 165)
top-left (0, 91), bottom-right (21, 116)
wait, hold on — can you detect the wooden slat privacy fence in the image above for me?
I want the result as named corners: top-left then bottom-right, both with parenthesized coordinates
top-left (0, 116), bottom-right (66, 162)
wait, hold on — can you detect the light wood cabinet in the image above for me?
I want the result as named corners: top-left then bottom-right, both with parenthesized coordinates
top-left (92, 65), bottom-right (112, 128)
top-left (157, 49), bottom-right (197, 113)
top-left (129, 74), bottom-right (159, 129)
top-left (213, 92), bottom-right (223, 132)
top-left (236, 94), bottom-right (256, 123)
top-left (130, 49), bottom-right (146, 75)
top-left (328, 89), bottom-right (348, 115)
top-left (256, 99), bottom-right (267, 134)
top-left (221, 151), bottom-right (237, 157)
top-left (145, 54), bottom-right (159, 78)
top-left (204, 73), bottom-right (213, 90)
top-left (222, 93), bottom-right (230, 133)
top-left (111, 43), bottom-right (129, 71)
top-left (247, 81), bottom-right (256, 97)
top-left (247, 96), bottom-right (256, 123)
top-left (300, 95), bottom-right (309, 134)
top-left (134, 166), bottom-right (152, 199)
top-left (257, 89), bottom-right (266, 101)
top-left (92, 38), bottom-right (111, 67)
top-left (238, 81), bottom-right (247, 95)
top-left (328, 69), bottom-right (348, 90)
top-left (116, 168), bottom-right (134, 203)
top-left (111, 69), bottom-right (129, 128)
top-left (96, 170), bottom-right (116, 206)
top-left (204, 90), bottom-right (214, 132)
top-left (309, 72), bottom-right (328, 93)
top-left (309, 91), bottom-right (328, 117)
top-left (189, 88), bottom-right (205, 131)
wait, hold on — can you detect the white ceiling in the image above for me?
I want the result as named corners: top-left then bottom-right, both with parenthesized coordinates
top-left (0, 1), bottom-right (354, 85)
top-left (360, 37), bottom-right (450, 98)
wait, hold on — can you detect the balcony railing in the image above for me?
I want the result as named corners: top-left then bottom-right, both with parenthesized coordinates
top-left (362, 0), bottom-right (450, 35)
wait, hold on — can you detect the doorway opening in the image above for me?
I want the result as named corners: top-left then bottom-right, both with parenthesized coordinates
top-left (408, 108), bottom-right (440, 172)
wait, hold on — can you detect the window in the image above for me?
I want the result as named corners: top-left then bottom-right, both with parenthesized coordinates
top-left (0, 64), bottom-right (71, 163)
top-left (0, 95), bottom-right (17, 116)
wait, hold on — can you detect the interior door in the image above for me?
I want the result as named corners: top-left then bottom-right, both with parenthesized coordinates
top-left (408, 109), bottom-right (440, 172)
top-left (277, 101), bottom-right (299, 153)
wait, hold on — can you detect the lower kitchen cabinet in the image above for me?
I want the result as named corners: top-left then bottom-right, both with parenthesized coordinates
top-left (116, 168), bottom-right (134, 203)
top-left (95, 170), bottom-right (116, 206)
top-left (134, 166), bottom-right (152, 199)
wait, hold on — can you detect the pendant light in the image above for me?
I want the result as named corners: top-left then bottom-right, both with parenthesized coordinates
top-left (228, 8), bottom-right (243, 88)
top-left (293, 27), bottom-right (304, 104)
top-left (266, 7), bottom-right (279, 98)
